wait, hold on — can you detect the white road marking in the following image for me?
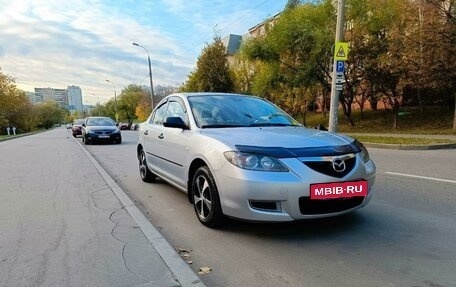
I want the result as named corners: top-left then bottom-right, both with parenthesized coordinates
top-left (385, 172), bottom-right (456, 184)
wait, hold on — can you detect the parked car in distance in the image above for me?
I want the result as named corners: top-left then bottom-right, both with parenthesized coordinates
top-left (130, 123), bottom-right (139, 131)
top-left (137, 93), bottom-right (376, 228)
top-left (119, 122), bottom-right (130, 130)
top-left (72, 119), bottom-right (85, 137)
top-left (82, 116), bottom-right (121, 144)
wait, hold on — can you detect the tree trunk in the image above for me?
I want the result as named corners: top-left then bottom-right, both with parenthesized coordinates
top-left (340, 98), bottom-right (355, 126)
top-left (453, 92), bottom-right (456, 130)
top-left (392, 98), bottom-right (400, 130)
top-left (368, 98), bottom-right (378, 111)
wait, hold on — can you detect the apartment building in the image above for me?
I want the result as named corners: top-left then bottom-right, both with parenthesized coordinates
top-left (32, 86), bottom-right (83, 112)
top-left (222, 12), bottom-right (281, 65)
top-left (67, 85), bottom-right (83, 112)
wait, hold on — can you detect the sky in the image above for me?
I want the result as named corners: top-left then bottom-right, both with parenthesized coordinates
top-left (0, 0), bottom-right (287, 105)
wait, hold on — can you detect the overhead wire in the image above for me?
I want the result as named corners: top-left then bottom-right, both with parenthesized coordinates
top-left (187, 0), bottom-right (273, 53)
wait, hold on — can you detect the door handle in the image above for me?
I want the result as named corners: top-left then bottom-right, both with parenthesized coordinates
top-left (144, 130), bottom-right (149, 135)
top-left (158, 133), bottom-right (164, 139)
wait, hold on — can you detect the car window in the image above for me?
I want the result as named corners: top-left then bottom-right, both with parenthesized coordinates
top-left (151, 102), bottom-right (168, 125)
top-left (166, 101), bottom-right (187, 123)
top-left (188, 95), bottom-right (300, 128)
top-left (86, 117), bottom-right (115, 126)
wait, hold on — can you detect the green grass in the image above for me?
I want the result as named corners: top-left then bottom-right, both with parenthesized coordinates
top-left (0, 134), bottom-right (16, 139)
top-left (302, 106), bottom-right (456, 135)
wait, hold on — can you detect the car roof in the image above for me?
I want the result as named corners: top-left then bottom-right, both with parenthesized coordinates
top-left (169, 92), bottom-right (246, 97)
top-left (167, 92), bottom-right (259, 100)
top-left (85, 116), bottom-right (113, 120)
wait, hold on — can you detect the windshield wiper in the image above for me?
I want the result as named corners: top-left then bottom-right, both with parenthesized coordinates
top-left (248, 123), bottom-right (297, 127)
top-left (201, 124), bottom-right (246, 128)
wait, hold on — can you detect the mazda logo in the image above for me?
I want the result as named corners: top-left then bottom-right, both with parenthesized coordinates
top-left (332, 158), bottom-right (346, 173)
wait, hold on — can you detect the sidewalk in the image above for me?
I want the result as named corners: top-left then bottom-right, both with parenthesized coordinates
top-left (0, 128), bottom-right (205, 287)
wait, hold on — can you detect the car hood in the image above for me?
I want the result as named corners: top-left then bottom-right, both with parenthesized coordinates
top-left (201, 126), bottom-right (358, 157)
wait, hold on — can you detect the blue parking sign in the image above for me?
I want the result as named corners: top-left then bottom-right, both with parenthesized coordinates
top-left (336, 61), bottom-right (345, 73)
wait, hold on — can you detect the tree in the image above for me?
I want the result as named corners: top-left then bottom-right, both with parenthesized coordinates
top-left (241, 0), bottom-right (335, 117)
top-left (285, 0), bottom-right (301, 10)
top-left (345, 0), bottom-right (412, 129)
top-left (34, 101), bottom-right (65, 129)
top-left (424, 0), bottom-right (456, 129)
top-left (155, 85), bottom-right (179, 103)
top-left (135, 94), bottom-right (151, 122)
top-left (180, 35), bottom-right (234, 93)
top-left (117, 84), bottom-right (146, 124)
top-left (231, 50), bottom-right (258, 94)
top-left (89, 103), bottom-right (109, 117)
top-left (0, 68), bottom-right (32, 134)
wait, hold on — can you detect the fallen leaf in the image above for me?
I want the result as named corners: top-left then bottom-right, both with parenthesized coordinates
top-left (177, 248), bottom-right (192, 254)
top-left (198, 267), bottom-right (212, 275)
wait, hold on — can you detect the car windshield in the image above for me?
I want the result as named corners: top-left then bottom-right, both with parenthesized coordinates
top-left (188, 95), bottom-right (301, 128)
top-left (86, 118), bottom-right (115, 126)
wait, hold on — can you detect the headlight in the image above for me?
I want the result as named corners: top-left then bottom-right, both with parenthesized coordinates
top-left (353, 139), bottom-right (370, 163)
top-left (224, 151), bottom-right (288, 172)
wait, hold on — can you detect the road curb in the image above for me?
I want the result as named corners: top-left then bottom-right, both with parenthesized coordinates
top-left (364, 143), bottom-right (456, 150)
top-left (0, 130), bottom-right (45, 142)
top-left (73, 136), bottom-right (207, 287)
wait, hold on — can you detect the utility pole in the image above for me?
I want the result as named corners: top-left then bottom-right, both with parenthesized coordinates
top-left (132, 42), bottom-right (155, 109)
top-left (328, 0), bottom-right (346, 133)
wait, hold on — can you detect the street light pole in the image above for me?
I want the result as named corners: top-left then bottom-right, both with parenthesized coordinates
top-left (105, 79), bottom-right (118, 122)
top-left (132, 42), bottom-right (154, 109)
top-left (91, 93), bottom-right (100, 105)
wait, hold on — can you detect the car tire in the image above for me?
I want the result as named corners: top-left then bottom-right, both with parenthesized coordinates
top-left (138, 148), bottom-right (157, 182)
top-left (83, 136), bottom-right (90, 145)
top-left (191, 166), bottom-right (225, 228)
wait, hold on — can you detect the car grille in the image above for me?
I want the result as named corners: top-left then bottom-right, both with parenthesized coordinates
top-left (94, 131), bottom-right (113, 135)
top-left (298, 196), bottom-right (365, 215)
top-left (303, 157), bottom-right (356, 178)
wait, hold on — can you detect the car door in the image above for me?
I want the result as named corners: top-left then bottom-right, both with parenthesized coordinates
top-left (143, 100), bottom-right (168, 172)
top-left (155, 97), bottom-right (190, 189)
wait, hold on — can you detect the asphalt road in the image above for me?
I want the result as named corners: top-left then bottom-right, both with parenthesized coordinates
top-left (81, 130), bottom-right (456, 287)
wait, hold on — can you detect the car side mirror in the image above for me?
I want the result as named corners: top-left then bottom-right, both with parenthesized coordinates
top-left (163, 117), bottom-right (188, 129)
top-left (82, 123), bottom-right (86, 127)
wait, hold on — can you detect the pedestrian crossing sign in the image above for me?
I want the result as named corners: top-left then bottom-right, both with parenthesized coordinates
top-left (334, 42), bottom-right (349, 61)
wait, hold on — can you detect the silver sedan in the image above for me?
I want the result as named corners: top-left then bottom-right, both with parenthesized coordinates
top-left (137, 93), bottom-right (376, 228)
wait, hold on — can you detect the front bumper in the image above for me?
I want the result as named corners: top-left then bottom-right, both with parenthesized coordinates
top-left (86, 132), bottom-right (121, 142)
top-left (212, 157), bottom-right (376, 222)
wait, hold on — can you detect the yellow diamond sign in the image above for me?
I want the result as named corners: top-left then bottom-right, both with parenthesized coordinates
top-left (334, 42), bottom-right (349, 61)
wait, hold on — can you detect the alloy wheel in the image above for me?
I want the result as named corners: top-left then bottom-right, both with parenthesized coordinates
top-left (193, 174), bottom-right (212, 220)
top-left (139, 150), bottom-right (147, 180)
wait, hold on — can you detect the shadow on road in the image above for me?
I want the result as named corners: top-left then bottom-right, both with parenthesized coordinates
top-left (220, 211), bottom-right (368, 240)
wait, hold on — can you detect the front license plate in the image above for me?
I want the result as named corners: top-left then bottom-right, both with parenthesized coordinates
top-left (99, 135), bottom-right (110, 138)
top-left (310, 180), bottom-right (368, 200)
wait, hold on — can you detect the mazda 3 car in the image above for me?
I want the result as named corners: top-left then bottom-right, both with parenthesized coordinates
top-left (137, 93), bottom-right (376, 227)
top-left (82, 116), bottom-right (122, 144)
